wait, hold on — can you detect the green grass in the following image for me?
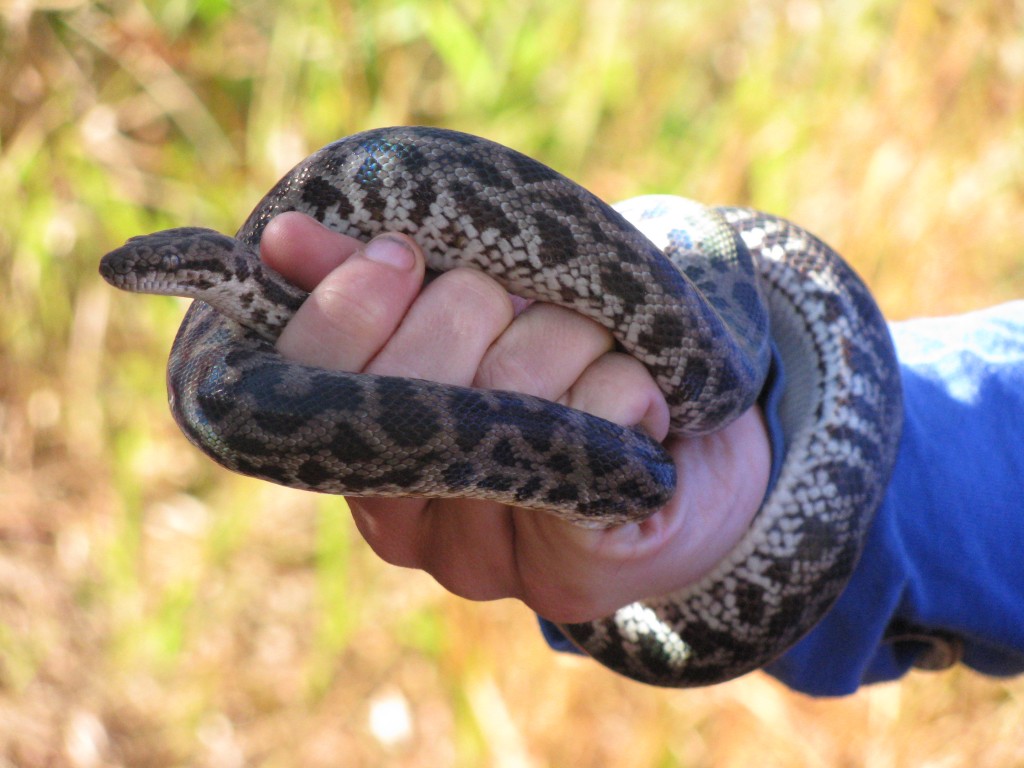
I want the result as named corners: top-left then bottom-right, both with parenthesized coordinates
top-left (2, 0), bottom-right (1023, 765)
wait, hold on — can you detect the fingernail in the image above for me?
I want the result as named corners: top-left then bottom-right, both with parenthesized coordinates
top-left (364, 235), bottom-right (416, 270)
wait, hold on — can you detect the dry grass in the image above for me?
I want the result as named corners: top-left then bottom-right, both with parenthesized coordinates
top-left (1, 0), bottom-right (1023, 765)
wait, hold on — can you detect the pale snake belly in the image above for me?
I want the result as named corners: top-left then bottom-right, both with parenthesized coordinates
top-left (100, 126), bottom-right (903, 686)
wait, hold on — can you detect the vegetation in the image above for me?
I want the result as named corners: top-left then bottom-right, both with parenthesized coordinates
top-left (1, 0), bottom-right (1022, 765)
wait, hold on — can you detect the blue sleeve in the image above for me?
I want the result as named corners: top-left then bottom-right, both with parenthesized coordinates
top-left (539, 301), bottom-right (1024, 694)
top-left (765, 300), bottom-right (1024, 695)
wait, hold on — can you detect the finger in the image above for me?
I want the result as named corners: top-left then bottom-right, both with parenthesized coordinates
top-left (365, 267), bottom-right (516, 384)
top-left (475, 301), bottom-right (669, 439)
top-left (351, 495), bottom-right (521, 601)
top-left (260, 211), bottom-right (366, 290)
top-left (276, 233), bottom-right (426, 371)
top-left (563, 352), bottom-right (671, 442)
top-left (416, 498), bottom-right (522, 601)
top-left (473, 302), bottom-right (614, 400)
top-left (346, 496), bottom-right (432, 568)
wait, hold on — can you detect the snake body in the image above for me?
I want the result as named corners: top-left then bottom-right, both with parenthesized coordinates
top-left (100, 126), bottom-right (902, 686)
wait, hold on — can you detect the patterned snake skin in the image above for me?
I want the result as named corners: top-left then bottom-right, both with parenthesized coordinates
top-left (100, 126), bottom-right (903, 686)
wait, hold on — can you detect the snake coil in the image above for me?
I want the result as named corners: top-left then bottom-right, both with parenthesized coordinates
top-left (101, 126), bottom-right (902, 686)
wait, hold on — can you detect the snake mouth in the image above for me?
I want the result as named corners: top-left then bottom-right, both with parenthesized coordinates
top-left (98, 251), bottom-right (165, 295)
top-left (99, 241), bottom-right (162, 292)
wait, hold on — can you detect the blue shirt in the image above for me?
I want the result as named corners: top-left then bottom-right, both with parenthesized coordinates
top-left (541, 301), bottom-right (1024, 695)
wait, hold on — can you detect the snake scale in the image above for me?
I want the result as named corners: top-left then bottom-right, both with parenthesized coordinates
top-left (100, 126), bottom-right (903, 687)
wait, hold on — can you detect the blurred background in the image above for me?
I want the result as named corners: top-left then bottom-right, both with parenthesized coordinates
top-left (2, 0), bottom-right (1023, 765)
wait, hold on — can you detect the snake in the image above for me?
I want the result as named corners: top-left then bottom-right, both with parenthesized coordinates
top-left (99, 126), bottom-right (903, 687)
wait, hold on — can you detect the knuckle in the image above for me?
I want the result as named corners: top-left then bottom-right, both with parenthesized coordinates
top-left (476, 347), bottom-right (549, 397)
top-left (414, 268), bottom-right (514, 361)
top-left (314, 267), bottom-right (405, 338)
top-left (430, 268), bottom-right (513, 328)
top-left (566, 353), bottom-right (659, 425)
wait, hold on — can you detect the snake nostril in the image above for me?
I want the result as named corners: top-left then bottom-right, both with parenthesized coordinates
top-left (98, 257), bottom-right (115, 281)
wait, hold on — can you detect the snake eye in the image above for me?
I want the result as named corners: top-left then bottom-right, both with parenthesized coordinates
top-left (157, 246), bottom-right (180, 270)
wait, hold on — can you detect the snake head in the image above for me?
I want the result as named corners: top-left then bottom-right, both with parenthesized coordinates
top-left (99, 227), bottom-right (237, 293)
top-left (99, 226), bottom-right (307, 341)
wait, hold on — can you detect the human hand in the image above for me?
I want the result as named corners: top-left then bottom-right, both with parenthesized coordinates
top-left (260, 211), bottom-right (771, 623)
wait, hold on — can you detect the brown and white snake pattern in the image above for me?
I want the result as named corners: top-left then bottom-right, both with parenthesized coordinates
top-left (100, 126), bottom-right (903, 687)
